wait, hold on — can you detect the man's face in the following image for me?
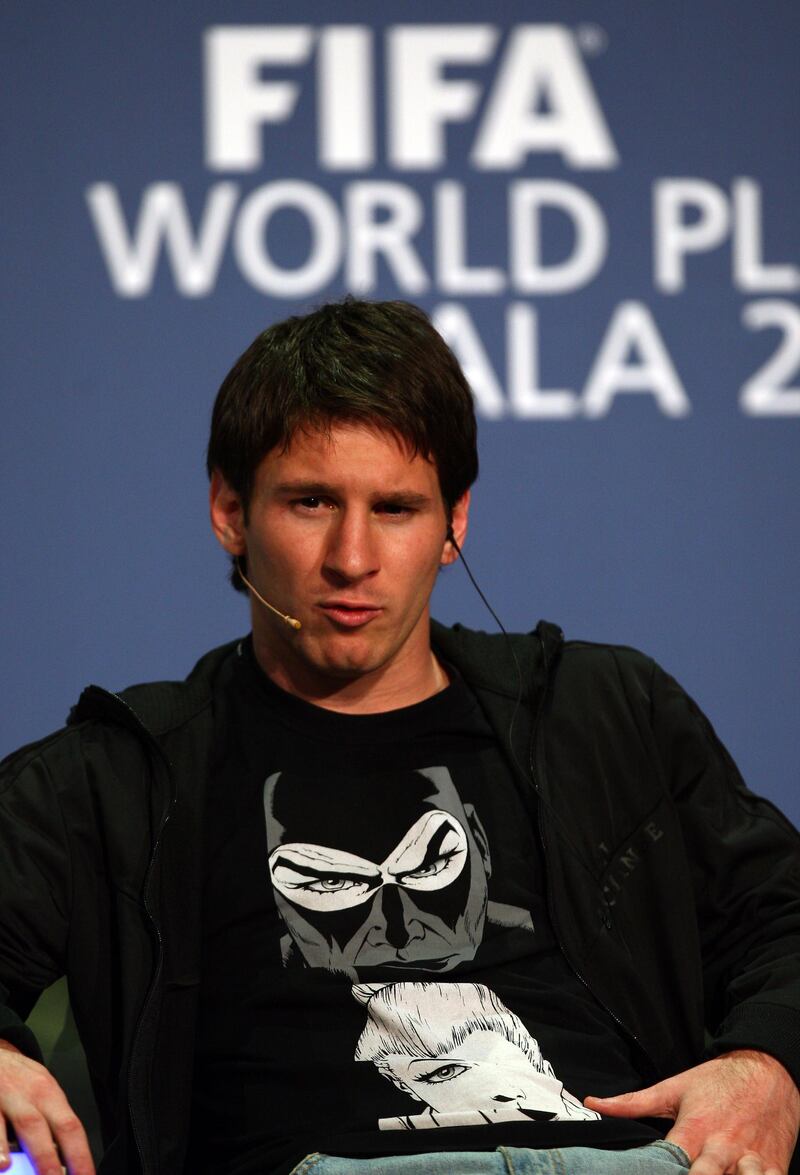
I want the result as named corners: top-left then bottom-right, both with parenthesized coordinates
top-left (264, 766), bottom-right (490, 975)
top-left (211, 423), bottom-right (469, 708)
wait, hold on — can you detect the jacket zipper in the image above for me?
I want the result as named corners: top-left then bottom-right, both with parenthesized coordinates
top-left (81, 688), bottom-right (173, 1175)
top-left (128, 774), bottom-right (174, 1175)
top-left (529, 656), bottom-right (659, 1083)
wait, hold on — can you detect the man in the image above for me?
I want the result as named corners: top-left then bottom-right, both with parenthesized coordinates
top-left (0, 299), bottom-right (798, 1175)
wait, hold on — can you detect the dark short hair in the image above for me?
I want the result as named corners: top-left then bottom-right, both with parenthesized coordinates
top-left (207, 299), bottom-right (478, 590)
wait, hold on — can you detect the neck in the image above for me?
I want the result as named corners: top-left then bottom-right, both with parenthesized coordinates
top-left (251, 635), bottom-right (449, 715)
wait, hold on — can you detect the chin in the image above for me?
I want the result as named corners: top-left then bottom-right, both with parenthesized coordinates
top-left (312, 641), bottom-right (394, 679)
top-left (313, 653), bottom-right (383, 680)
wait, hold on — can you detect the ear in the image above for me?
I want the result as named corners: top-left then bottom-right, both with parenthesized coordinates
top-left (440, 489), bottom-right (470, 566)
top-left (209, 470), bottom-right (247, 556)
top-left (464, 801), bottom-right (492, 880)
top-left (382, 1070), bottom-right (423, 1102)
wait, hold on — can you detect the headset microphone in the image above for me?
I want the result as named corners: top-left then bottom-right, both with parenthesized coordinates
top-left (236, 559), bottom-right (302, 631)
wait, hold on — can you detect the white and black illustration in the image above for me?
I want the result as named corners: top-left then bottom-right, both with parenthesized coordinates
top-left (352, 981), bottom-right (600, 1131)
top-left (263, 765), bottom-right (533, 975)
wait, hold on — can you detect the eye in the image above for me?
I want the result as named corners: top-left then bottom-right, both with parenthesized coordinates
top-left (416, 1062), bottom-right (469, 1085)
top-left (289, 496), bottom-right (340, 516)
top-left (375, 501), bottom-right (414, 517)
top-left (388, 815), bottom-right (469, 892)
top-left (269, 846), bottom-right (383, 912)
top-left (401, 848), bottom-right (459, 882)
top-left (296, 876), bottom-right (364, 894)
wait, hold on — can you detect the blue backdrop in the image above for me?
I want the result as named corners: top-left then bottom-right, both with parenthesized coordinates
top-left (2, 2), bottom-right (798, 822)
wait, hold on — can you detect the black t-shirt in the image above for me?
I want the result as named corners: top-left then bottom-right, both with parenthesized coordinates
top-left (188, 641), bottom-right (659, 1174)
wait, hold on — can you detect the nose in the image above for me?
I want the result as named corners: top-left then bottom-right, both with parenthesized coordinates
top-left (322, 508), bottom-right (379, 583)
top-left (366, 886), bottom-right (424, 950)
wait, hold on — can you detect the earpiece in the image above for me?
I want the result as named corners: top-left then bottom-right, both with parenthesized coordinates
top-left (236, 558), bottom-right (302, 631)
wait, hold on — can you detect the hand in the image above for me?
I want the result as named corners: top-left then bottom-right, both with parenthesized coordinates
top-left (584, 1049), bottom-right (800, 1175)
top-left (0, 1041), bottom-right (94, 1175)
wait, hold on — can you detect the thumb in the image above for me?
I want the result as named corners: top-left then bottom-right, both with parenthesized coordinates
top-left (585, 1079), bottom-right (681, 1120)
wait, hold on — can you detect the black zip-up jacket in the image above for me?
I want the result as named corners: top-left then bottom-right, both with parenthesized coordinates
top-left (1, 621), bottom-right (799, 1173)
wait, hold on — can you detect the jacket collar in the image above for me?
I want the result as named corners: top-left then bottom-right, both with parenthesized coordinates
top-left (432, 619), bottom-right (563, 794)
top-left (431, 618), bottom-right (562, 703)
top-left (67, 640), bottom-right (239, 742)
top-left (66, 623), bottom-right (563, 743)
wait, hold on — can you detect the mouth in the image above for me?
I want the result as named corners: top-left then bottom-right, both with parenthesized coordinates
top-left (371, 956), bottom-right (454, 972)
top-left (318, 602), bottom-right (382, 628)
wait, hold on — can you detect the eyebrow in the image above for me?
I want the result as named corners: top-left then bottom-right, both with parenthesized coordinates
top-left (272, 854), bottom-right (381, 883)
top-left (409, 1055), bottom-right (468, 1074)
top-left (272, 480), bottom-right (337, 496)
top-left (395, 821), bottom-right (457, 881)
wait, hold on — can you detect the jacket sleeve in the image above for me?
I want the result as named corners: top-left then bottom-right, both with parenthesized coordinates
top-left (0, 731), bottom-right (80, 1059)
top-left (649, 661), bottom-right (800, 1084)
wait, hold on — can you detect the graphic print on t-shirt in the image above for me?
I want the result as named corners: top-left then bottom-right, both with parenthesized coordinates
top-left (193, 653), bottom-right (658, 1172)
top-left (263, 764), bottom-right (534, 977)
top-left (352, 981), bottom-right (600, 1131)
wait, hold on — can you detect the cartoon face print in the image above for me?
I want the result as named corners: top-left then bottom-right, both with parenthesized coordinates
top-left (352, 981), bottom-right (600, 1131)
top-left (269, 809), bottom-right (469, 912)
top-left (264, 766), bottom-right (491, 975)
top-left (381, 1032), bottom-right (571, 1123)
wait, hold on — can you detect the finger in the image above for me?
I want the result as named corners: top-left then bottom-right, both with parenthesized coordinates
top-left (662, 1128), bottom-right (697, 1166)
top-left (15, 1071), bottom-right (93, 1175)
top-left (50, 1110), bottom-right (94, 1175)
top-left (686, 1139), bottom-right (738, 1175)
top-left (8, 1104), bottom-right (65, 1175)
top-left (585, 1085), bottom-right (678, 1120)
top-left (0, 1112), bottom-right (9, 1172)
top-left (28, 1087), bottom-right (93, 1175)
top-left (5, 1088), bottom-right (82, 1175)
top-left (734, 1154), bottom-right (769, 1175)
